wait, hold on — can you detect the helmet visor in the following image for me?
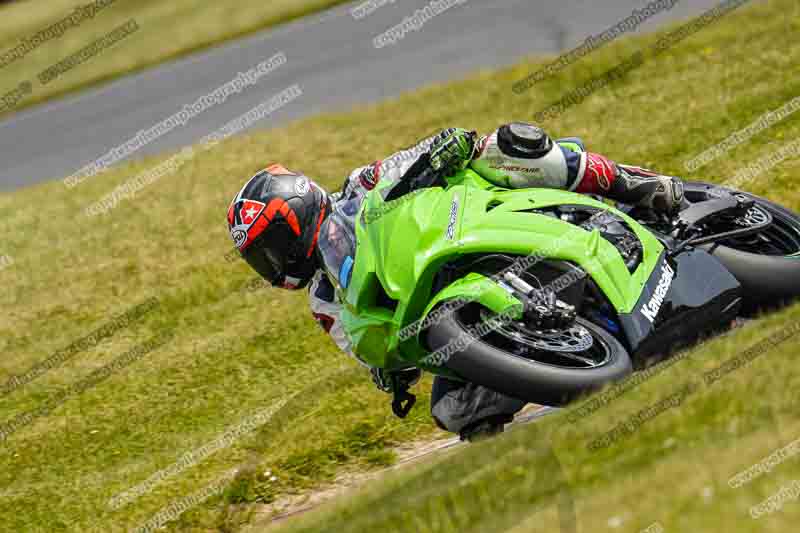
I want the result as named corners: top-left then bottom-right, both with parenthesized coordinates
top-left (242, 232), bottom-right (289, 286)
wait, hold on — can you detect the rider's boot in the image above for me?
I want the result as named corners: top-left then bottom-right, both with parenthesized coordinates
top-left (576, 153), bottom-right (685, 214)
top-left (607, 164), bottom-right (685, 214)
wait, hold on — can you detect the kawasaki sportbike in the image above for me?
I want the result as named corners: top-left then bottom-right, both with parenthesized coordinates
top-left (322, 158), bottom-right (800, 413)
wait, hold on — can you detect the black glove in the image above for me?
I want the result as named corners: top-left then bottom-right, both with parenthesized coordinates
top-left (428, 128), bottom-right (479, 177)
top-left (382, 129), bottom-right (476, 204)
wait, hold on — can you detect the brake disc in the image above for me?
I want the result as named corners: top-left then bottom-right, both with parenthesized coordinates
top-left (513, 324), bottom-right (595, 353)
top-left (480, 309), bottom-right (594, 353)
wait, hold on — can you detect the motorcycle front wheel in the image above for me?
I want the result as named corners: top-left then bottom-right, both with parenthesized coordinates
top-left (425, 303), bottom-right (632, 406)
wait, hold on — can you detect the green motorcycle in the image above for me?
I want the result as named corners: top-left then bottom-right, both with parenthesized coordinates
top-left (319, 160), bottom-right (800, 412)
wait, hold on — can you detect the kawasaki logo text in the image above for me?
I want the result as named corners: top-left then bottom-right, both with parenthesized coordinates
top-left (641, 262), bottom-right (675, 323)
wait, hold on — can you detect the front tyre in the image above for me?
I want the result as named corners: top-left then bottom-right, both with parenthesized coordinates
top-left (425, 303), bottom-right (632, 406)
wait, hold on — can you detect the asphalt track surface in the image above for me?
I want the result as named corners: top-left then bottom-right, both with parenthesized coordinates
top-left (0, 0), bottom-right (722, 191)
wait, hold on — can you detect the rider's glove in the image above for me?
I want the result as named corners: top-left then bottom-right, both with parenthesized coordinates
top-left (370, 367), bottom-right (421, 394)
top-left (429, 128), bottom-right (478, 177)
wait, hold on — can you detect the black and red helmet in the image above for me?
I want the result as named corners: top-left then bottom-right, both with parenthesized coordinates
top-left (227, 164), bottom-right (330, 289)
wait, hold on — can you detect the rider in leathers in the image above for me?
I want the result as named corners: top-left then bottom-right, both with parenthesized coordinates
top-left (227, 123), bottom-right (684, 440)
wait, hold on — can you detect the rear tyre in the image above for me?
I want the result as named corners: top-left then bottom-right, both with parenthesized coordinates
top-left (425, 304), bottom-right (632, 406)
top-left (684, 181), bottom-right (800, 309)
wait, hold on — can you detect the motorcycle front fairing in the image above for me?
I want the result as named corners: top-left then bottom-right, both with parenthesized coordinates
top-left (340, 168), bottom-right (665, 372)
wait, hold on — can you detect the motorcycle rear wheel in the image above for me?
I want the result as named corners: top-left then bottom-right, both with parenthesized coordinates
top-left (685, 181), bottom-right (800, 310)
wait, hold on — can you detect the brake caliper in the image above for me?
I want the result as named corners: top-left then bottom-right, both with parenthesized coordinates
top-left (502, 272), bottom-right (577, 330)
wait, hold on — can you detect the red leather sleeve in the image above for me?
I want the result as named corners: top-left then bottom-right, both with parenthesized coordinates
top-left (575, 152), bottom-right (618, 194)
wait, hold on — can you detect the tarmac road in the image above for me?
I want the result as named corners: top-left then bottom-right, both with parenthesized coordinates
top-left (0, 0), bottom-right (721, 191)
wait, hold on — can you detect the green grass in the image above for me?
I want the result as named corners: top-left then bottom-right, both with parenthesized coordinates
top-left (0, 0), bottom-right (350, 114)
top-left (0, 0), bottom-right (799, 531)
top-left (273, 305), bottom-right (800, 533)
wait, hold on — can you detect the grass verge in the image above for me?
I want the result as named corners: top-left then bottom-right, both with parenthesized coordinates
top-left (274, 303), bottom-right (800, 533)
